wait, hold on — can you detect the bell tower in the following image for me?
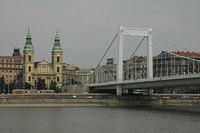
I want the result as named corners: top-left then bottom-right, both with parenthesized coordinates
top-left (52, 32), bottom-right (63, 88)
top-left (23, 28), bottom-right (34, 87)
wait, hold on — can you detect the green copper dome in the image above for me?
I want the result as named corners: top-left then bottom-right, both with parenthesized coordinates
top-left (52, 32), bottom-right (62, 52)
top-left (14, 43), bottom-right (20, 50)
top-left (24, 28), bottom-right (34, 51)
top-left (13, 43), bottom-right (21, 56)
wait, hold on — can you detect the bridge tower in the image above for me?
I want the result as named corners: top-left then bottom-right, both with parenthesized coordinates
top-left (117, 26), bottom-right (153, 95)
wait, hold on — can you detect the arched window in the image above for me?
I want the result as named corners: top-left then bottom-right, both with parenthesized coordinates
top-left (57, 57), bottom-right (60, 63)
top-left (28, 56), bottom-right (31, 62)
top-left (28, 76), bottom-right (31, 81)
top-left (28, 66), bottom-right (31, 72)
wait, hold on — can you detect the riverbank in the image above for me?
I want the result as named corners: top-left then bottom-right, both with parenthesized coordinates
top-left (0, 93), bottom-right (200, 109)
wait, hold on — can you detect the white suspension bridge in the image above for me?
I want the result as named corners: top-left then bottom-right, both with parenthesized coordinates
top-left (89, 26), bottom-right (200, 95)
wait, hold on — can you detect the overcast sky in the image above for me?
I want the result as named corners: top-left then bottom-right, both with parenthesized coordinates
top-left (0, 0), bottom-right (200, 68)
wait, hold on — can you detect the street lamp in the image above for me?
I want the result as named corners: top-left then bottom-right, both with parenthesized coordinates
top-left (8, 83), bottom-right (9, 94)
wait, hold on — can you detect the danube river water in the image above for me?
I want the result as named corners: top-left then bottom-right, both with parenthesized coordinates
top-left (0, 107), bottom-right (199, 133)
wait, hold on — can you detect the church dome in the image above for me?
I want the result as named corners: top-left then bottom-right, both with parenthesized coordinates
top-left (14, 43), bottom-right (20, 50)
top-left (52, 32), bottom-right (62, 52)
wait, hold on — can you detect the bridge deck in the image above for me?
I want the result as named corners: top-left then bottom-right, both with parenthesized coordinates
top-left (89, 74), bottom-right (200, 90)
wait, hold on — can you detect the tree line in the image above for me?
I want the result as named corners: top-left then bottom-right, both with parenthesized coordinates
top-left (0, 77), bottom-right (61, 94)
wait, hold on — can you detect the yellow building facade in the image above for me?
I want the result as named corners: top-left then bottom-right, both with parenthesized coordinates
top-left (23, 29), bottom-right (63, 89)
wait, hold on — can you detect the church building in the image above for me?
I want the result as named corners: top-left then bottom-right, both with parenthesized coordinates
top-left (23, 29), bottom-right (63, 89)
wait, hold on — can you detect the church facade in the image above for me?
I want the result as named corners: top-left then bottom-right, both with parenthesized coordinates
top-left (23, 29), bottom-right (63, 89)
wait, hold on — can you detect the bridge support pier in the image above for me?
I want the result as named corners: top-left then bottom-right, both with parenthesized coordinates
top-left (117, 85), bottom-right (122, 96)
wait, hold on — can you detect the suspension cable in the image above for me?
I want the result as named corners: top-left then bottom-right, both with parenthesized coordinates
top-left (129, 36), bottom-right (146, 60)
top-left (131, 34), bottom-right (200, 63)
top-left (153, 32), bottom-right (198, 53)
top-left (97, 33), bottom-right (118, 67)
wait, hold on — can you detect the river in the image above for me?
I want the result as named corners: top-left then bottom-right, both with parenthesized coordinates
top-left (0, 107), bottom-right (199, 133)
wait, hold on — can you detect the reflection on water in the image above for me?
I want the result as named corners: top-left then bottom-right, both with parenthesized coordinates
top-left (0, 107), bottom-right (199, 133)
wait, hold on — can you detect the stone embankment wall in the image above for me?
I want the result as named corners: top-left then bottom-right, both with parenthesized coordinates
top-left (0, 93), bottom-right (200, 107)
top-left (61, 85), bottom-right (89, 93)
top-left (0, 93), bottom-right (114, 107)
top-left (117, 94), bottom-right (200, 107)
top-left (156, 94), bottom-right (200, 107)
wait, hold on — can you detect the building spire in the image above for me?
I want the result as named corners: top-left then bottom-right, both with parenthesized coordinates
top-left (56, 29), bottom-right (59, 34)
top-left (52, 31), bottom-right (62, 53)
top-left (24, 27), bottom-right (34, 51)
top-left (28, 27), bottom-right (30, 34)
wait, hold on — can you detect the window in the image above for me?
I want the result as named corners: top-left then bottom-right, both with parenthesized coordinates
top-left (28, 56), bottom-right (31, 62)
top-left (57, 76), bottom-right (59, 82)
top-left (28, 66), bottom-right (31, 72)
top-left (57, 67), bottom-right (60, 72)
top-left (28, 76), bottom-right (31, 81)
top-left (57, 57), bottom-right (60, 63)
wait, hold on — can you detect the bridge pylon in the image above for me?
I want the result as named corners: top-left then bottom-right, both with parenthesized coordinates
top-left (117, 26), bottom-right (153, 95)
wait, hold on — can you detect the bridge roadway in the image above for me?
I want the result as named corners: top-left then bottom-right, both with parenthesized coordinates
top-left (89, 74), bottom-right (200, 90)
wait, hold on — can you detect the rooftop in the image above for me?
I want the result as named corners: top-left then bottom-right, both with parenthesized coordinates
top-left (155, 51), bottom-right (200, 58)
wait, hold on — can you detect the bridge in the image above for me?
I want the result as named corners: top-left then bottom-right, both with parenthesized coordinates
top-left (89, 26), bottom-right (200, 95)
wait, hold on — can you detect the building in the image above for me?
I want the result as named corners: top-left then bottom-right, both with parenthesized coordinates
top-left (63, 63), bottom-right (94, 85)
top-left (123, 56), bottom-right (147, 80)
top-left (95, 57), bottom-right (147, 83)
top-left (62, 65), bottom-right (94, 93)
top-left (75, 68), bottom-right (94, 85)
top-left (153, 51), bottom-right (200, 77)
top-left (95, 58), bottom-right (117, 83)
top-left (23, 29), bottom-right (63, 89)
top-left (0, 45), bottom-right (23, 83)
top-left (63, 63), bottom-right (77, 85)
top-left (94, 51), bottom-right (200, 83)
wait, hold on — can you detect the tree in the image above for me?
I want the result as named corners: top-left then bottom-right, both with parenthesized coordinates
top-left (37, 78), bottom-right (46, 90)
top-left (25, 82), bottom-right (32, 89)
top-left (49, 80), bottom-right (60, 93)
top-left (0, 77), bottom-right (5, 94)
top-left (15, 81), bottom-right (24, 89)
top-left (7, 82), bottom-right (16, 93)
top-left (49, 81), bottom-right (57, 90)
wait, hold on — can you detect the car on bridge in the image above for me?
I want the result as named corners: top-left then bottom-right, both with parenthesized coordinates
top-left (133, 89), bottom-right (147, 95)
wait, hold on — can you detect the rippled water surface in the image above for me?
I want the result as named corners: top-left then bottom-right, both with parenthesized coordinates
top-left (0, 107), bottom-right (199, 133)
